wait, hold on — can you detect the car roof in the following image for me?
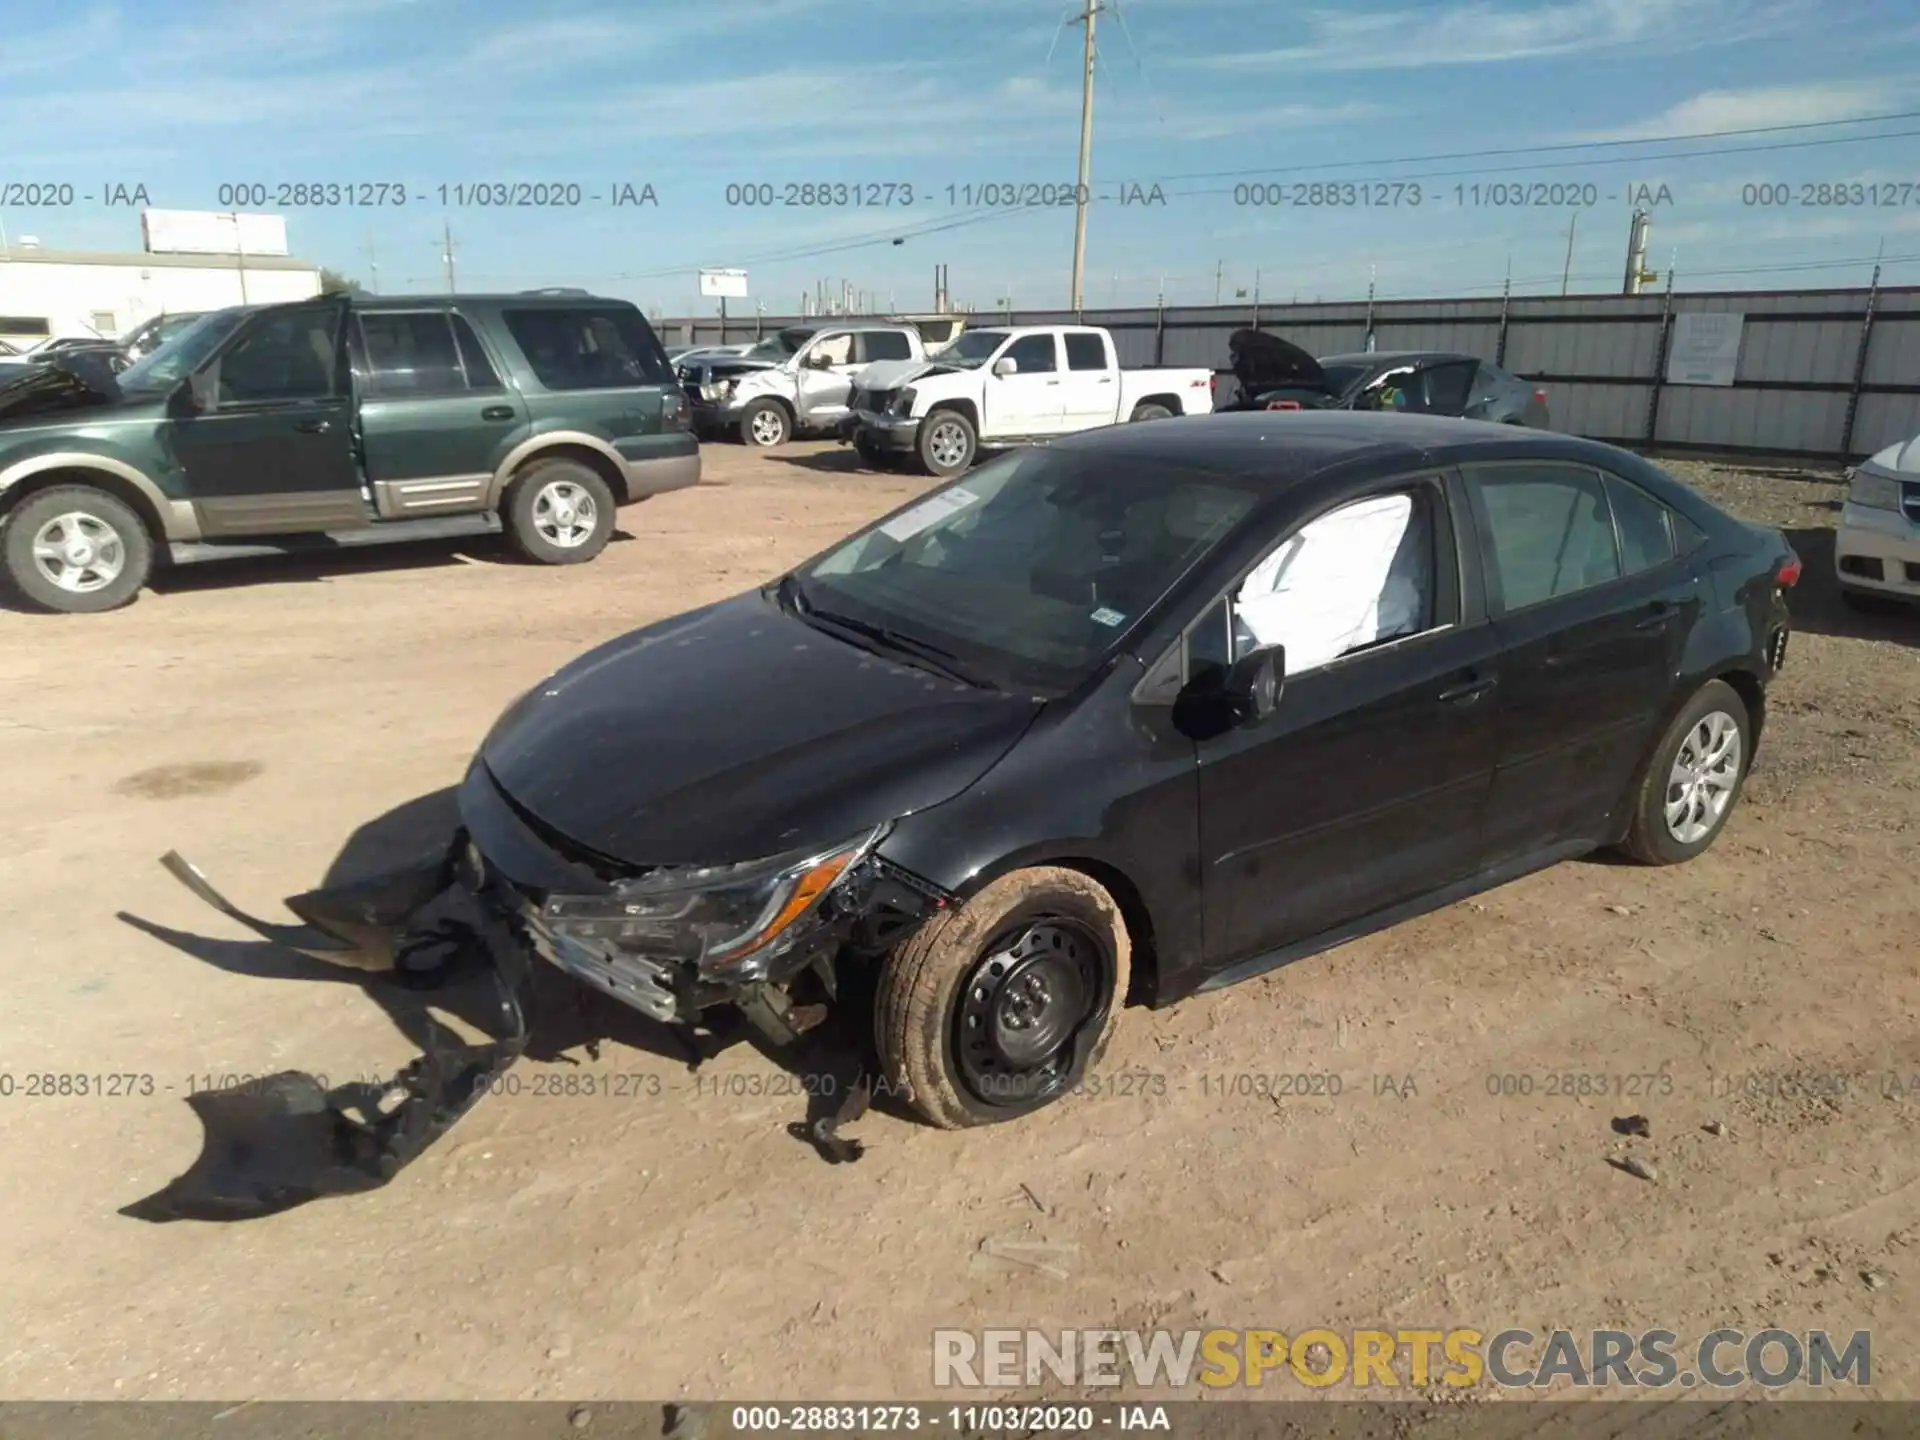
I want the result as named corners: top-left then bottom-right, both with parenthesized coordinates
top-left (1317, 350), bottom-right (1479, 367)
top-left (1047, 409), bottom-right (1614, 484)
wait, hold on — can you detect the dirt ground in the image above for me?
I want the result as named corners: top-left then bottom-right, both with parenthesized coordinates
top-left (0, 440), bottom-right (1916, 1407)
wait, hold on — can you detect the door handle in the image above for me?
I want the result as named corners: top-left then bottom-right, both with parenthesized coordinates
top-left (1045, 379), bottom-right (1061, 386)
top-left (1098, 377), bottom-right (1114, 384)
top-left (481, 405), bottom-right (514, 421)
top-left (1437, 674), bottom-right (1497, 704)
top-left (1634, 601), bottom-right (1679, 632)
top-left (293, 418), bottom-right (332, 434)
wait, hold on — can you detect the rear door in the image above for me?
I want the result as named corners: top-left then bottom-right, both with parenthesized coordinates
top-left (1463, 459), bottom-right (1700, 859)
top-left (353, 308), bottom-right (526, 518)
top-left (1414, 359), bottom-right (1480, 417)
top-left (1058, 330), bottom-right (1119, 429)
top-left (984, 332), bottom-right (1066, 437)
top-left (169, 297), bottom-right (364, 537)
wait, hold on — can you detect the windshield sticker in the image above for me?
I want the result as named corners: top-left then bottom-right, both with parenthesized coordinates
top-left (877, 485), bottom-right (981, 542)
top-left (1090, 606), bottom-right (1127, 627)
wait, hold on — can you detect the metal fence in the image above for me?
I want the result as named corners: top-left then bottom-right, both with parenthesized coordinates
top-left (664, 280), bottom-right (1920, 465)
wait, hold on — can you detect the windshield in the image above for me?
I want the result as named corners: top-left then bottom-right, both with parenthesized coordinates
top-left (794, 446), bottom-right (1260, 692)
top-left (116, 310), bottom-right (250, 392)
top-left (937, 329), bottom-right (1011, 369)
top-left (746, 328), bottom-right (813, 360)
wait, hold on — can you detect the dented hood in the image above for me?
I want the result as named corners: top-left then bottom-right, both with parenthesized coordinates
top-left (854, 357), bottom-right (946, 391)
top-left (0, 352), bottom-right (127, 425)
top-left (1228, 329), bottom-right (1327, 393)
top-left (475, 590), bottom-right (1041, 869)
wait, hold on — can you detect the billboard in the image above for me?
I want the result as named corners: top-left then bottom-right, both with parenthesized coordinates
top-left (698, 268), bottom-right (749, 299)
top-left (141, 209), bottom-right (291, 257)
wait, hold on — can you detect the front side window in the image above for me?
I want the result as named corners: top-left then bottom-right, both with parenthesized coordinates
top-left (1228, 491), bottom-right (1438, 672)
top-left (501, 306), bottom-right (673, 391)
top-left (1004, 334), bottom-right (1058, 373)
top-left (808, 332), bottom-right (855, 366)
top-left (1468, 463), bottom-right (1622, 609)
top-left (206, 306), bottom-right (342, 404)
top-left (117, 309), bottom-right (250, 392)
top-left (797, 447), bottom-right (1259, 692)
top-left (358, 312), bottom-right (466, 397)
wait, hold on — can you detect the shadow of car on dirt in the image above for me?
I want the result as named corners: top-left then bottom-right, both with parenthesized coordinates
top-left (144, 531), bottom-right (639, 598)
top-left (116, 785), bottom-right (884, 1222)
top-left (1783, 525), bottom-right (1917, 649)
top-left (763, 446), bottom-right (914, 478)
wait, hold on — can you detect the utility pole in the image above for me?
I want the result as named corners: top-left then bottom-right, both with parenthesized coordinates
top-left (1561, 212), bottom-right (1577, 296)
top-left (1214, 259), bottom-right (1223, 306)
top-left (439, 219), bottom-right (458, 293)
top-left (1069, 0), bottom-right (1101, 313)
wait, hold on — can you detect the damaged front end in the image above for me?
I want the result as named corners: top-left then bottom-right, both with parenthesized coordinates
top-left (138, 811), bottom-right (951, 1218)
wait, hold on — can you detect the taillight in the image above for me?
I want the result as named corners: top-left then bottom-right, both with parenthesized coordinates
top-left (663, 392), bottom-right (690, 430)
top-left (1532, 389), bottom-right (1548, 402)
top-left (1777, 552), bottom-right (1802, 587)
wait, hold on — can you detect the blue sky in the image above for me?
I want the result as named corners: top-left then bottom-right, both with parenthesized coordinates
top-left (3, 0), bottom-right (1918, 317)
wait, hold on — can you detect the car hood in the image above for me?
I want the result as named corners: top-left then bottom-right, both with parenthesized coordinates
top-left (686, 356), bottom-right (782, 382)
top-left (1862, 434), bottom-right (1920, 478)
top-left (476, 590), bottom-right (1043, 868)
top-left (0, 353), bottom-right (127, 426)
top-left (1228, 329), bottom-right (1327, 392)
top-left (854, 357), bottom-right (945, 390)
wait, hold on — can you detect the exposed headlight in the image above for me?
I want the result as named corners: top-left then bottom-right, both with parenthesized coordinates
top-left (540, 824), bottom-right (886, 984)
top-left (1848, 469), bottom-right (1901, 512)
top-left (892, 387), bottom-right (917, 416)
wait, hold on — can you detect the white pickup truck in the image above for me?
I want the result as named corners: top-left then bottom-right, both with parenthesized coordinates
top-left (841, 324), bottom-right (1215, 476)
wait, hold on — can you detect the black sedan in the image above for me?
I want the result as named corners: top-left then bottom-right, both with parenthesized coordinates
top-left (1221, 330), bottom-right (1550, 428)
top-left (159, 413), bottom-right (1797, 1200)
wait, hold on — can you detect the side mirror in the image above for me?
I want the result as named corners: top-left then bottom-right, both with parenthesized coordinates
top-left (807, 350), bottom-right (836, 369)
top-left (1223, 644), bottom-right (1284, 724)
top-left (992, 357), bottom-right (1018, 377)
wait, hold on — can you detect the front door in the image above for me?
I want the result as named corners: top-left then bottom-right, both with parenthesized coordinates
top-left (793, 330), bottom-right (860, 426)
top-left (983, 332), bottom-right (1066, 438)
top-left (1462, 459), bottom-right (1698, 859)
top-left (169, 298), bottom-right (364, 538)
top-left (1194, 477), bottom-right (1502, 967)
top-left (353, 308), bottom-right (526, 518)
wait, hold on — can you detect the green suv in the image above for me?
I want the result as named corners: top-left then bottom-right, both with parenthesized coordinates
top-left (0, 292), bottom-right (698, 613)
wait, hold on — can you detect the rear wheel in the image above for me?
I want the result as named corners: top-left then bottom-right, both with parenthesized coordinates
top-left (1130, 402), bottom-right (1174, 422)
top-left (2, 484), bottom-right (153, 613)
top-left (503, 459), bottom-right (615, 565)
top-left (875, 867), bottom-right (1130, 1129)
top-left (916, 408), bottom-right (976, 477)
top-left (1618, 680), bottom-right (1751, 865)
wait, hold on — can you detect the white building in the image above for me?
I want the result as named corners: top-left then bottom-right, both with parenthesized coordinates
top-left (0, 245), bottom-right (324, 346)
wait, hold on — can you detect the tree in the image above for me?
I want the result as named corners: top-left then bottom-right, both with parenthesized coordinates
top-left (318, 266), bottom-right (371, 296)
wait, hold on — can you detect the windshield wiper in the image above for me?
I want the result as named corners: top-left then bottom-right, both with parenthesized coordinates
top-left (803, 607), bottom-right (991, 689)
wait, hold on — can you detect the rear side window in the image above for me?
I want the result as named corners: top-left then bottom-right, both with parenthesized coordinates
top-left (857, 330), bottom-right (913, 363)
top-left (358, 312), bottom-right (466, 397)
top-left (1065, 333), bottom-right (1108, 371)
top-left (501, 305), bottom-right (674, 391)
top-left (1467, 463), bottom-right (1622, 610)
top-left (1420, 360), bottom-right (1478, 414)
top-left (1604, 472), bottom-right (1676, 575)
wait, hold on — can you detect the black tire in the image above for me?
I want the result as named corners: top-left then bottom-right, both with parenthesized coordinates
top-left (738, 399), bottom-right (790, 449)
top-left (502, 458), bottom-right (616, 565)
top-left (853, 433), bottom-right (888, 470)
top-left (916, 407), bottom-right (976, 478)
top-left (1130, 402), bottom-right (1174, 422)
top-left (1, 484), bottom-right (153, 614)
top-left (1617, 679), bottom-right (1752, 866)
top-left (875, 866), bottom-right (1131, 1129)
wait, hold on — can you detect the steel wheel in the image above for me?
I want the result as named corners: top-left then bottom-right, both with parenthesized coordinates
top-left (30, 511), bottom-right (126, 595)
top-left (530, 480), bottom-right (598, 549)
top-left (926, 418), bottom-right (970, 471)
top-left (953, 917), bottom-right (1109, 1108)
top-left (1664, 709), bottom-right (1742, 844)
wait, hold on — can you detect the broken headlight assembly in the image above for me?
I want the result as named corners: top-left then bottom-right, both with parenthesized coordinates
top-left (538, 823), bottom-right (887, 984)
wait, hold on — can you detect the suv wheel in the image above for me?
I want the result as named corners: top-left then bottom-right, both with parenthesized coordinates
top-left (875, 866), bottom-right (1131, 1129)
top-left (917, 408), bottom-right (976, 477)
top-left (2, 485), bottom-right (153, 613)
top-left (503, 459), bottom-right (616, 565)
top-left (740, 400), bottom-right (790, 448)
top-left (1618, 679), bottom-right (1752, 865)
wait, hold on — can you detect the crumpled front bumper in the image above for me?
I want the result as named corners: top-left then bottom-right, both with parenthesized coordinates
top-left (846, 411), bottom-right (921, 451)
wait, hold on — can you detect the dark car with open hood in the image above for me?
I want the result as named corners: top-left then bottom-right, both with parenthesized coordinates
top-left (0, 292), bottom-right (696, 613)
top-left (1221, 329), bottom-right (1550, 428)
top-left (150, 411), bottom-right (1798, 1217)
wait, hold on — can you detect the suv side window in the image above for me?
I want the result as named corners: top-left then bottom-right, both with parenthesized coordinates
top-left (209, 305), bottom-right (341, 404)
top-left (450, 312), bottom-right (503, 389)
top-left (501, 305), bottom-right (673, 391)
top-left (856, 330), bottom-right (913, 363)
top-left (1466, 463), bottom-right (1622, 610)
top-left (1420, 360), bottom-right (1478, 415)
top-left (1227, 488), bottom-right (1441, 673)
top-left (357, 312), bottom-right (466, 397)
top-left (1006, 334), bottom-right (1058, 373)
top-left (1064, 333), bottom-right (1108, 371)
top-left (1603, 471), bottom-right (1677, 575)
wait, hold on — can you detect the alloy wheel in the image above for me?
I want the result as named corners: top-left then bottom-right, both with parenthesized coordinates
top-left (30, 511), bottom-right (126, 594)
top-left (749, 408), bottom-right (786, 446)
top-left (1664, 710), bottom-right (1742, 844)
top-left (531, 480), bottom-right (598, 548)
top-left (926, 419), bottom-right (970, 470)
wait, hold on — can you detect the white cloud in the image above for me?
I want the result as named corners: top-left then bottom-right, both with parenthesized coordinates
top-left (1177, 0), bottom-right (1811, 73)
top-left (1566, 80), bottom-right (1908, 141)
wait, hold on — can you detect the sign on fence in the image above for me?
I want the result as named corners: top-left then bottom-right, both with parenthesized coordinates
top-left (1666, 312), bottom-right (1744, 386)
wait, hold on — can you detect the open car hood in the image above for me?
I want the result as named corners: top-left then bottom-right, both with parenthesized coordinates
top-left (0, 352), bottom-right (126, 425)
top-left (1228, 329), bottom-right (1327, 393)
top-left (1862, 434), bottom-right (1920, 478)
top-left (854, 357), bottom-right (947, 390)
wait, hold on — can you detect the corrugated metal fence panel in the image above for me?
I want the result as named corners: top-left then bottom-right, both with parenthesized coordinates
top-left (1854, 392), bottom-right (1920, 456)
top-left (1738, 316), bottom-right (1858, 383)
top-left (1657, 384), bottom-right (1850, 454)
top-left (1865, 314), bottom-right (1920, 385)
top-left (1554, 382), bottom-right (1652, 442)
